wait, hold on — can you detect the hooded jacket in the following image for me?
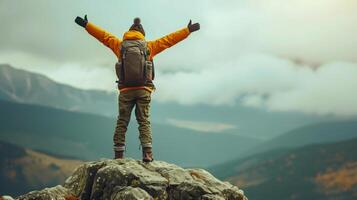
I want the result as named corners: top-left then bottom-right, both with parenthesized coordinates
top-left (85, 22), bottom-right (191, 93)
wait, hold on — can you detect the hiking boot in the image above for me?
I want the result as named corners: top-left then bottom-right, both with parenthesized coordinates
top-left (114, 145), bottom-right (125, 159)
top-left (142, 147), bottom-right (154, 162)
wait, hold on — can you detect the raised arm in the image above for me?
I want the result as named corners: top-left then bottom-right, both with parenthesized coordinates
top-left (147, 20), bottom-right (200, 59)
top-left (75, 15), bottom-right (121, 58)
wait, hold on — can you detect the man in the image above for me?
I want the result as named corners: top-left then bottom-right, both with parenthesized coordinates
top-left (75, 15), bottom-right (200, 162)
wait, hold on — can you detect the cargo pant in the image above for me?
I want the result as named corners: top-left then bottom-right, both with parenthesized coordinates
top-left (113, 89), bottom-right (152, 152)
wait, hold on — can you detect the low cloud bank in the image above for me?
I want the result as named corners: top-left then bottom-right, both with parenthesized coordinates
top-left (155, 54), bottom-right (357, 116)
top-left (167, 118), bottom-right (236, 133)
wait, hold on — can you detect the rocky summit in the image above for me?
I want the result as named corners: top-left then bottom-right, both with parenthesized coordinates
top-left (15, 158), bottom-right (248, 200)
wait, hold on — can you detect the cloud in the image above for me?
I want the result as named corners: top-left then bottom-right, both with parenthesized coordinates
top-left (0, 51), bottom-right (116, 91)
top-left (2, 0), bottom-right (357, 70)
top-left (206, 0), bottom-right (357, 64)
top-left (167, 118), bottom-right (236, 133)
top-left (155, 54), bottom-right (299, 105)
top-left (0, 0), bottom-right (201, 68)
top-left (154, 54), bottom-right (357, 116)
top-left (262, 62), bottom-right (357, 116)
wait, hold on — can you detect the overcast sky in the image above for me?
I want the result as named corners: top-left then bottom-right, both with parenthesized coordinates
top-left (1, 0), bottom-right (357, 116)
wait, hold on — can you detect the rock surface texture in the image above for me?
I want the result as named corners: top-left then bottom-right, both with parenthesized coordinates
top-left (15, 158), bottom-right (248, 200)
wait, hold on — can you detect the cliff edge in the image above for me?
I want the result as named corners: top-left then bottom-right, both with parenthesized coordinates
top-left (15, 158), bottom-right (248, 200)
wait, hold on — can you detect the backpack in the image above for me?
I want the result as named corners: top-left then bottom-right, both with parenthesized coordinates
top-left (115, 40), bottom-right (155, 87)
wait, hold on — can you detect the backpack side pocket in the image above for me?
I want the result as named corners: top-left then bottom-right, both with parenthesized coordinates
top-left (115, 60), bottom-right (124, 83)
top-left (145, 61), bottom-right (153, 81)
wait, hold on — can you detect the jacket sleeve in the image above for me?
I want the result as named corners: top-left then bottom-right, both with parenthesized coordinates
top-left (85, 22), bottom-right (121, 58)
top-left (147, 27), bottom-right (190, 59)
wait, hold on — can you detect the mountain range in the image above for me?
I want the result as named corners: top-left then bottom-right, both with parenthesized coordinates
top-left (0, 140), bottom-right (82, 197)
top-left (0, 99), bottom-right (261, 167)
top-left (237, 120), bottom-right (357, 159)
top-left (209, 138), bottom-right (357, 200)
top-left (210, 119), bottom-right (357, 178)
top-left (0, 64), bottom-right (116, 117)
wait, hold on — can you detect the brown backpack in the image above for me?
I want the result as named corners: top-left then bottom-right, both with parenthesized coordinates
top-left (115, 40), bottom-right (154, 87)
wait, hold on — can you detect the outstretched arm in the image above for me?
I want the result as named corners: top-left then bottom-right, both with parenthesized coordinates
top-left (147, 20), bottom-right (200, 59)
top-left (75, 15), bottom-right (121, 58)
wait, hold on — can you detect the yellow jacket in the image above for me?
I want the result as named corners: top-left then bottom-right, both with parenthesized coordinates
top-left (85, 22), bottom-right (191, 93)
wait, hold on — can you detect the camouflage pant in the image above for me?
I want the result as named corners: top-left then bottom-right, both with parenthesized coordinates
top-left (113, 89), bottom-right (152, 151)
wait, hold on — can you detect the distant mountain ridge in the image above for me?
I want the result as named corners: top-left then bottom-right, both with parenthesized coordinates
top-left (0, 99), bottom-right (261, 167)
top-left (209, 138), bottom-right (357, 200)
top-left (239, 120), bottom-right (357, 158)
top-left (0, 140), bottom-right (83, 197)
top-left (0, 64), bottom-right (116, 116)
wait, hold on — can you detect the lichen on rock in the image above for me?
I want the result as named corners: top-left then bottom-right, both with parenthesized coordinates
top-left (15, 158), bottom-right (248, 200)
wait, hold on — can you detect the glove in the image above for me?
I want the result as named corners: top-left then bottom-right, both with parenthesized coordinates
top-left (187, 20), bottom-right (200, 33)
top-left (75, 15), bottom-right (88, 28)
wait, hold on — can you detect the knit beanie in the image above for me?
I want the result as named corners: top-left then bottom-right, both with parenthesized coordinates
top-left (129, 17), bottom-right (145, 36)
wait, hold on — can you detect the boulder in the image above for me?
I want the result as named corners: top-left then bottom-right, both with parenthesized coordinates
top-left (15, 158), bottom-right (248, 200)
top-left (16, 186), bottom-right (68, 200)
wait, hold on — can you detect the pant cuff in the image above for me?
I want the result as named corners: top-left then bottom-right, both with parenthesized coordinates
top-left (141, 143), bottom-right (152, 148)
top-left (114, 145), bottom-right (125, 152)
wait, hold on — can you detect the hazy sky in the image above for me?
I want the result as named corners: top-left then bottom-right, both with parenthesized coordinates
top-left (1, 0), bottom-right (357, 116)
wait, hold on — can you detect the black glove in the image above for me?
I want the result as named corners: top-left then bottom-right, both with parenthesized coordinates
top-left (75, 15), bottom-right (88, 28)
top-left (187, 20), bottom-right (200, 33)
